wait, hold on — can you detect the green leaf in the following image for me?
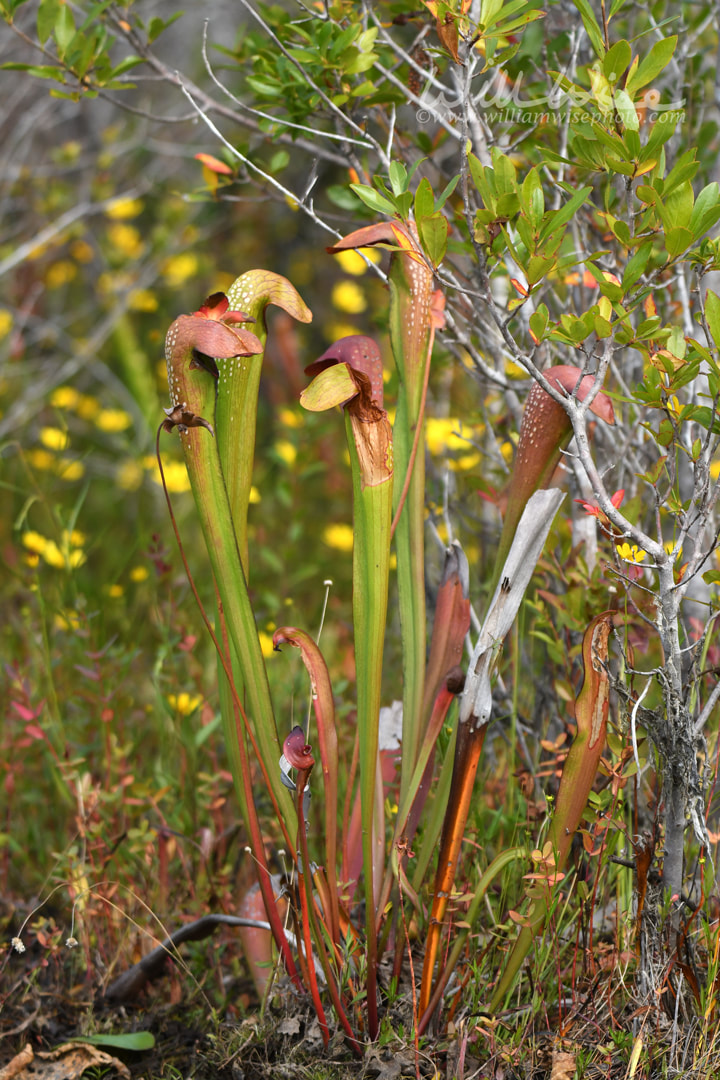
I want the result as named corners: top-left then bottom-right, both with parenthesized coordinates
top-left (349, 183), bottom-right (396, 216)
top-left (37, 0), bottom-right (59, 44)
top-left (269, 150), bottom-right (290, 173)
top-left (75, 1033), bottom-right (155, 1051)
top-left (327, 184), bottom-right (363, 211)
top-left (343, 50), bottom-right (377, 75)
top-left (613, 89), bottom-right (638, 131)
top-left (690, 183), bottom-right (720, 239)
top-left (245, 75), bottom-right (283, 98)
top-left (109, 55), bottom-right (144, 78)
top-left (435, 173), bottom-right (460, 210)
top-left (705, 290), bottom-right (720, 350)
top-left (603, 40), bottom-right (631, 83)
top-left (538, 186), bottom-right (592, 246)
top-left (147, 12), bottom-right (183, 42)
top-left (572, 0), bottom-right (606, 57)
top-left (529, 305), bottom-right (549, 342)
top-left (0, 62), bottom-right (65, 80)
top-left (54, 3), bottom-right (75, 57)
top-left (621, 243), bottom-right (656, 293)
top-left (664, 226), bottom-right (693, 259)
top-left (626, 36), bottom-right (677, 98)
top-left (414, 177), bottom-right (435, 221)
top-left (300, 363), bottom-right (358, 411)
top-left (417, 213), bottom-right (448, 268)
top-left (521, 168), bottom-right (544, 229)
top-left (389, 160), bottom-right (408, 197)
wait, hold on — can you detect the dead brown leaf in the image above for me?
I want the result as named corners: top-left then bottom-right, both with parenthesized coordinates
top-left (550, 1049), bottom-right (576, 1080)
top-left (0, 1042), bottom-right (131, 1080)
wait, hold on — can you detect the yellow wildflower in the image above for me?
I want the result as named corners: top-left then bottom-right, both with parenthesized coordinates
top-left (117, 459), bottom-right (144, 491)
top-left (162, 253), bottom-right (198, 287)
top-left (167, 692), bottom-right (203, 716)
top-left (249, 485), bottom-right (261, 504)
top-left (258, 631), bottom-right (275, 659)
top-left (50, 386), bottom-right (80, 410)
top-left (331, 281), bottom-right (367, 314)
top-left (425, 418), bottom-right (468, 455)
top-left (39, 427), bottom-right (69, 451)
top-left (278, 407), bottom-right (302, 428)
top-left (333, 248), bottom-right (381, 276)
top-left (450, 452), bottom-right (481, 471)
top-left (275, 440), bottom-right (297, 466)
top-left (325, 321), bottom-right (361, 341)
top-left (107, 223), bottom-right (144, 259)
top-left (55, 611), bottom-right (82, 631)
top-left (130, 565), bottom-right (149, 582)
top-left (128, 289), bottom-right (159, 313)
top-left (75, 394), bottom-right (100, 420)
top-left (0, 309), bottom-right (13, 339)
top-left (56, 459), bottom-right (85, 481)
top-left (22, 531), bottom-right (50, 555)
top-left (70, 239), bottom-right (94, 263)
top-left (22, 529), bottom-right (85, 570)
top-left (710, 459), bottom-right (720, 481)
top-left (107, 584), bottom-right (124, 598)
top-left (96, 408), bottom-right (132, 433)
top-left (45, 261), bottom-right (77, 289)
top-left (148, 459), bottom-right (191, 493)
top-left (323, 523), bottom-right (354, 552)
top-left (105, 197), bottom-right (144, 220)
top-left (26, 448), bottom-right (55, 471)
top-left (616, 542), bottom-right (646, 563)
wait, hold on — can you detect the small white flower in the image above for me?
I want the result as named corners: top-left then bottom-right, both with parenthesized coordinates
top-left (11, 937), bottom-right (25, 954)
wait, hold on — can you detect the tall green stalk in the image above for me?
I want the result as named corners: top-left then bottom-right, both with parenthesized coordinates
top-left (329, 225), bottom-right (441, 807)
top-left (301, 339), bottom-right (393, 1040)
top-left (163, 297), bottom-right (296, 832)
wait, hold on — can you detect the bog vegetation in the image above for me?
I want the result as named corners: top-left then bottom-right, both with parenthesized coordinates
top-left (3, 1), bottom-right (720, 1076)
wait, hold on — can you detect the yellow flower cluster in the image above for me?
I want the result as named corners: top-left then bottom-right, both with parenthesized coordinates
top-left (425, 418), bottom-right (480, 471)
top-left (26, 446), bottom-right (85, 482)
top-left (22, 529), bottom-right (86, 570)
top-left (50, 386), bottom-right (132, 432)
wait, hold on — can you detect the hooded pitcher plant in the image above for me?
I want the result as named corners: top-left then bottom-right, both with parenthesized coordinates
top-left (491, 365), bottom-right (615, 594)
top-left (328, 224), bottom-right (445, 812)
top-left (489, 611), bottom-right (615, 1010)
top-left (301, 335), bottom-right (393, 1039)
top-left (163, 294), bottom-right (297, 836)
top-left (210, 272), bottom-right (310, 862)
top-left (221, 271), bottom-right (312, 572)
